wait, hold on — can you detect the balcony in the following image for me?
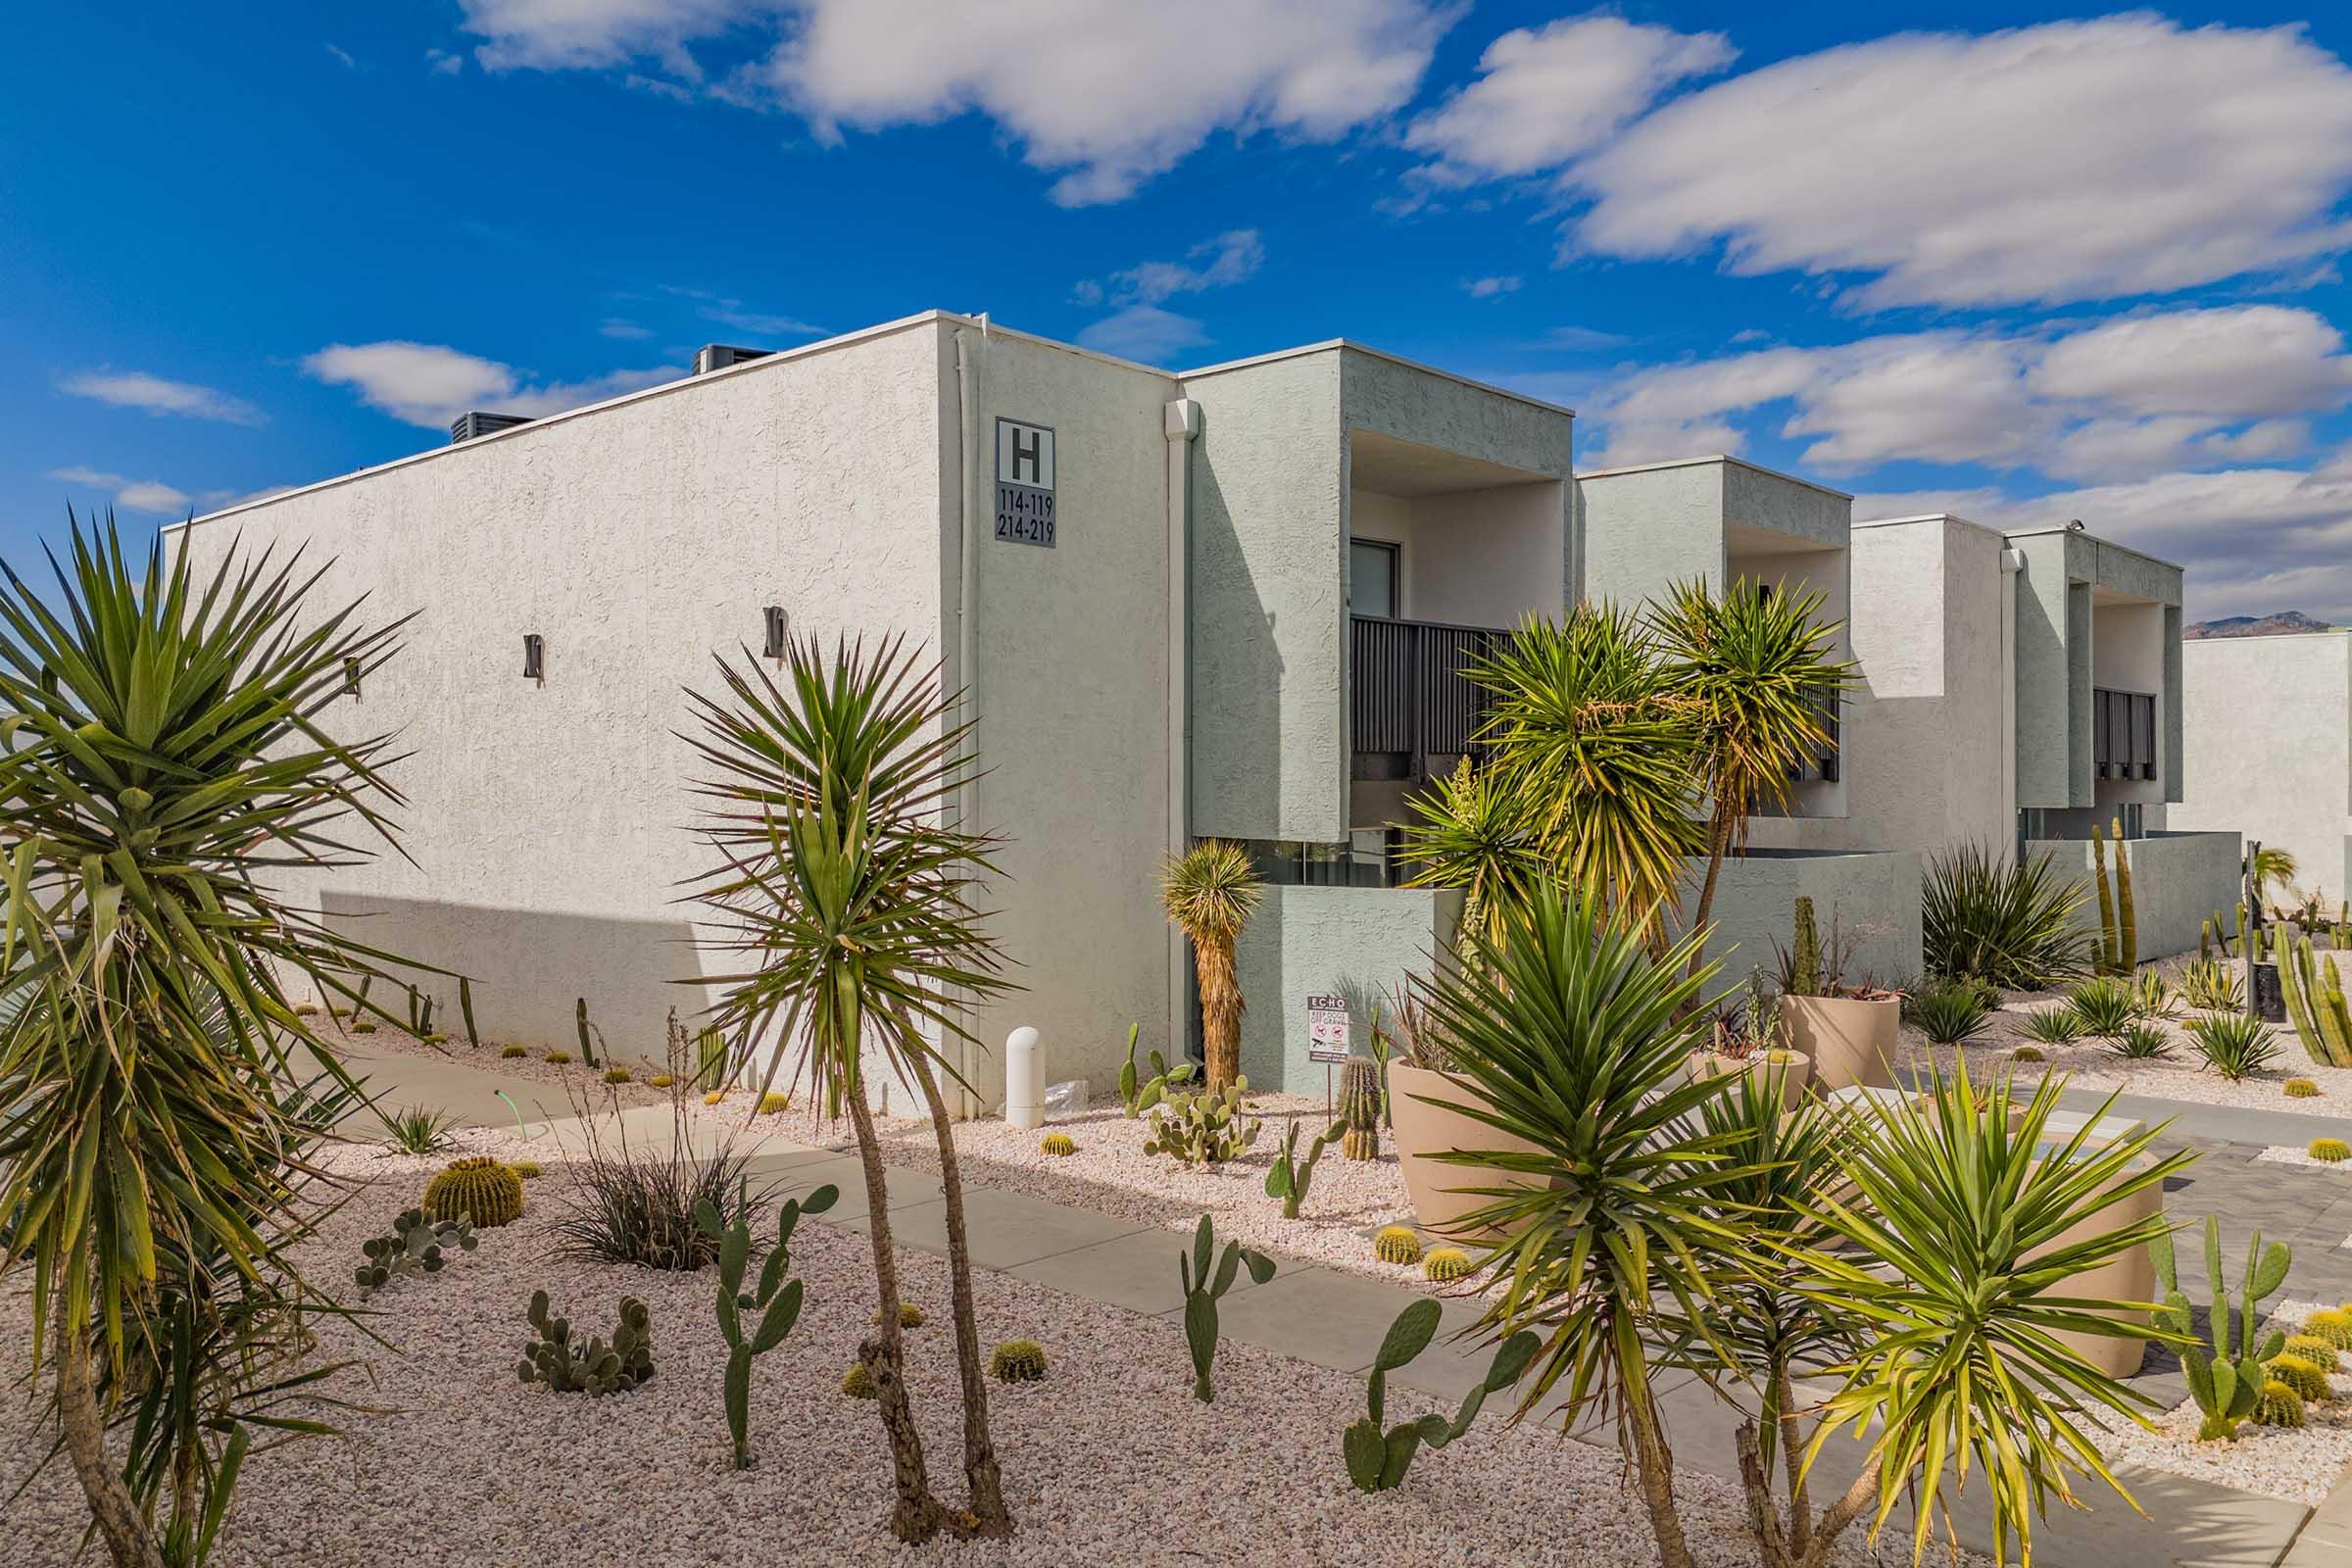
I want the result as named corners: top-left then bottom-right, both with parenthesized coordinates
top-left (1349, 614), bottom-right (1512, 780)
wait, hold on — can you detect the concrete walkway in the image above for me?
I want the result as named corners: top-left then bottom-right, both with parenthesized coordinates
top-left (332, 1038), bottom-right (2340, 1567)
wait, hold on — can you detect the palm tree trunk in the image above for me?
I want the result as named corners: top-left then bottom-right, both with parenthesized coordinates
top-left (1624, 1366), bottom-right (1695, 1568)
top-left (844, 1081), bottom-right (955, 1544)
top-left (54, 1285), bottom-right (165, 1568)
top-left (1684, 801), bottom-right (1738, 979)
top-left (906, 1053), bottom-right (1011, 1537)
top-left (1200, 937), bottom-right (1240, 1093)
top-left (1734, 1401), bottom-right (1883, 1568)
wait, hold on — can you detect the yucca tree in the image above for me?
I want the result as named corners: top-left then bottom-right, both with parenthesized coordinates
top-left (683, 634), bottom-right (1016, 1543)
top-left (1465, 607), bottom-right (1704, 946)
top-left (2251, 845), bottom-right (2298, 910)
top-left (1781, 1059), bottom-right (2190, 1567)
top-left (1412, 876), bottom-right (1744, 1568)
top-left (1160, 839), bottom-right (1262, 1094)
top-left (1650, 577), bottom-right (1853, 964)
top-left (0, 515), bottom-right (412, 1568)
top-left (1397, 755), bottom-right (1546, 956)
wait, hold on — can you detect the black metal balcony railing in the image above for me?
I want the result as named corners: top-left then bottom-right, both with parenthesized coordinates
top-left (2093, 687), bottom-right (2158, 780)
top-left (1350, 615), bottom-right (1513, 778)
top-left (1786, 697), bottom-right (1841, 785)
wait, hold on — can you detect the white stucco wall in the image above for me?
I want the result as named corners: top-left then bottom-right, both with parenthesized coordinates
top-left (1232, 884), bottom-right (1461, 1092)
top-left (2174, 632), bottom-right (2352, 905)
top-left (2007, 527), bottom-right (2184, 814)
top-left (1350, 481), bottom-right (1568, 628)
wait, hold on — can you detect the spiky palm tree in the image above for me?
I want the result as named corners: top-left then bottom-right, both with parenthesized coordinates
top-left (683, 634), bottom-right (1016, 1543)
top-left (1399, 756), bottom-right (1547, 956)
top-left (1464, 606), bottom-right (1704, 945)
top-left (1160, 839), bottom-right (1262, 1094)
top-left (2251, 845), bottom-right (2299, 910)
top-left (1650, 578), bottom-right (1853, 964)
top-left (0, 515), bottom-right (413, 1568)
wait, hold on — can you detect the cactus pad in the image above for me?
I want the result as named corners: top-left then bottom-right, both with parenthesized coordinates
top-left (989, 1340), bottom-right (1048, 1383)
top-left (2287, 1079), bottom-right (2323, 1098)
top-left (1039, 1131), bottom-right (1077, 1156)
top-left (1423, 1248), bottom-right (1473, 1283)
top-left (421, 1154), bottom-right (524, 1228)
top-left (1373, 1226), bottom-right (1423, 1266)
top-left (2311, 1138), bottom-right (2350, 1163)
top-left (515, 1290), bottom-right (656, 1395)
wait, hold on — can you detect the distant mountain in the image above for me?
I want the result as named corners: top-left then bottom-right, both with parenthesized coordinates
top-left (2183, 611), bottom-right (2337, 640)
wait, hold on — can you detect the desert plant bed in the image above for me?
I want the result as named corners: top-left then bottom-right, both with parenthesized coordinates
top-left (0, 1149), bottom-right (1928, 1568)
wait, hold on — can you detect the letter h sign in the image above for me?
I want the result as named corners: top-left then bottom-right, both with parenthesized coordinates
top-left (994, 417), bottom-right (1057, 548)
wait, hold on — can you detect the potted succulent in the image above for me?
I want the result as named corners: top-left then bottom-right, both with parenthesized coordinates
top-left (1775, 896), bottom-right (1899, 1092)
top-left (1380, 995), bottom-right (1551, 1241)
top-left (1693, 966), bottom-right (1811, 1112)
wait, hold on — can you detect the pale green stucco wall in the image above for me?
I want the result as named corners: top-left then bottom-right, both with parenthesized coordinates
top-left (1232, 884), bottom-right (1461, 1092)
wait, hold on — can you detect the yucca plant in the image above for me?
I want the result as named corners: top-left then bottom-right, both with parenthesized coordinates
top-left (2067, 977), bottom-right (2138, 1039)
top-left (1160, 839), bottom-right (1262, 1095)
top-left (1463, 607), bottom-right (1704, 945)
top-left (2186, 1013), bottom-right (2281, 1082)
top-left (2180, 957), bottom-right (2245, 1013)
top-left (2020, 1005), bottom-right (2085, 1047)
top-left (1398, 754), bottom-right (1546, 956)
top-left (1922, 845), bottom-right (2092, 991)
top-left (684, 634), bottom-right (1015, 1543)
top-left (1907, 981), bottom-right (1989, 1046)
top-left (379, 1104), bottom-right (459, 1155)
top-left (1413, 875), bottom-right (1744, 1568)
top-left (0, 515), bottom-right (417, 1568)
top-left (1650, 577), bottom-right (1854, 968)
top-left (2106, 1022), bottom-right (2174, 1060)
top-left (1787, 1059), bottom-right (2190, 1567)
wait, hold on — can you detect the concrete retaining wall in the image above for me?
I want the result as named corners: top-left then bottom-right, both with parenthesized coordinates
top-left (2029, 829), bottom-right (2244, 961)
top-left (1685, 849), bottom-right (1923, 993)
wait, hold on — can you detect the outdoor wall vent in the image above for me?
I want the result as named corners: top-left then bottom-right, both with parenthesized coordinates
top-left (694, 344), bottom-right (771, 376)
top-left (522, 633), bottom-right (544, 682)
top-left (762, 606), bottom-right (788, 658)
top-left (451, 411), bottom-right (533, 444)
top-left (342, 657), bottom-right (363, 699)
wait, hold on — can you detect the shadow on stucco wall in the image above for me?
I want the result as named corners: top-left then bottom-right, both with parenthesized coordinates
top-left (1188, 449), bottom-right (1287, 841)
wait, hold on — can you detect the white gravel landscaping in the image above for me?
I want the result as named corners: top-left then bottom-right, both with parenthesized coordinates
top-left (2092, 1301), bottom-right (2352, 1506)
top-left (2255, 1147), bottom-right (2352, 1171)
top-left (2, 1146), bottom-right (1922, 1568)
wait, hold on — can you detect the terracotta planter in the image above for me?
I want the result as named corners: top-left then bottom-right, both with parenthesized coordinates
top-left (1782, 995), bottom-right (1898, 1093)
top-left (1693, 1048), bottom-right (1813, 1114)
top-left (1389, 1062), bottom-right (1550, 1241)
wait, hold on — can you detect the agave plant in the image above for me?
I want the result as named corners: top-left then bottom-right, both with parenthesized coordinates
top-left (2067, 976), bottom-right (2138, 1039)
top-left (684, 634), bottom-right (1018, 1543)
top-left (2186, 1013), bottom-right (2281, 1082)
top-left (0, 515), bottom-right (416, 1568)
top-left (1922, 845), bottom-right (2092, 991)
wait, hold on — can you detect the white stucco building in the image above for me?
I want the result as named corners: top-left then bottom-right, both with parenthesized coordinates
top-left (2174, 630), bottom-right (2352, 908)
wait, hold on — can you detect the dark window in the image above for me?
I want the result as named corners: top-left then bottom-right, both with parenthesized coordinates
top-left (1349, 539), bottom-right (1398, 620)
top-left (522, 633), bottom-right (544, 681)
top-left (762, 606), bottom-right (788, 659)
top-left (1238, 833), bottom-right (1400, 889)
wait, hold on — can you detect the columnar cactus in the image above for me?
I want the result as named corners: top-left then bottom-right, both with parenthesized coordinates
top-left (421, 1154), bottom-right (524, 1228)
top-left (2281, 935), bottom-right (2352, 1068)
top-left (574, 995), bottom-right (601, 1068)
top-left (2113, 817), bottom-right (2138, 972)
top-left (1343, 1299), bottom-right (1540, 1493)
top-left (2090, 821), bottom-right (2120, 974)
top-left (1178, 1213), bottom-right (1276, 1402)
top-left (1789, 895), bottom-right (1822, 998)
top-left (1339, 1055), bottom-right (1382, 1160)
top-left (2150, 1216), bottom-right (2290, 1442)
top-left (354, 1207), bottom-right (477, 1295)
top-left (515, 1290), bottom-right (657, 1395)
top-left (1263, 1118), bottom-right (1341, 1219)
top-left (695, 1183), bottom-right (837, 1468)
top-left (460, 975), bottom-right (479, 1049)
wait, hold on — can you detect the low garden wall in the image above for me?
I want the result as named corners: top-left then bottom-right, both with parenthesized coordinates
top-left (2028, 828), bottom-right (2243, 961)
top-left (1685, 848), bottom-right (1923, 993)
top-left (1232, 884), bottom-right (1461, 1094)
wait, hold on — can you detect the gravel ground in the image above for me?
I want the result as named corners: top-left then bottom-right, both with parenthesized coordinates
top-left (2255, 1146), bottom-right (2352, 1171)
top-left (2092, 1300), bottom-right (2352, 1505)
top-left (1900, 952), bottom-right (2352, 1119)
top-left (0, 1156), bottom-right (1923, 1568)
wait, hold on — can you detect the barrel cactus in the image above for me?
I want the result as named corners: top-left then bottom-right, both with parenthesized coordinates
top-left (2286, 1333), bottom-right (2342, 1370)
top-left (603, 1067), bottom-right (633, 1085)
top-left (2272, 1353), bottom-right (2331, 1401)
top-left (875, 1301), bottom-right (924, 1329)
top-left (2253, 1380), bottom-right (2307, 1428)
top-left (1039, 1131), bottom-right (1077, 1156)
top-left (1423, 1248), bottom-right (1473, 1284)
top-left (2307, 1308), bottom-right (2352, 1349)
top-left (2311, 1138), bottom-right (2350, 1163)
top-left (545, 1050), bottom-right (571, 1064)
top-left (2286, 1079), bottom-right (2323, 1098)
top-left (990, 1340), bottom-right (1048, 1383)
top-left (759, 1091), bottom-right (792, 1115)
top-left (501, 1044), bottom-right (529, 1059)
top-left (515, 1290), bottom-right (656, 1395)
top-left (2013, 1047), bottom-right (2046, 1064)
top-left (1373, 1226), bottom-right (1423, 1266)
top-left (1339, 1055), bottom-right (1381, 1160)
top-left (510, 1160), bottom-right (543, 1180)
top-left (841, 1362), bottom-right (877, 1398)
top-left (704, 1091), bottom-right (728, 1106)
top-left (421, 1154), bottom-right (525, 1228)
top-left (351, 1020), bottom-right (377, 1035)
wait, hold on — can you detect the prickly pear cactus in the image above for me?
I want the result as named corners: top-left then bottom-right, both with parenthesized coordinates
top-left (421, 1154), bottom-right (525, 1228)
top-left (354, 1207), bottom-right (477, 1294)
top-left (2151, 1216), bottom-right (2290, 1442)
top-left (694, 1182), bottom-right (836, 1466)
top-left (1141, 1077), bottom-right (1261, 1165)
top-left (1264, 1119), bottom-right (1341, 1219)
top-left (515, 1290), bottom-right (657, 1396)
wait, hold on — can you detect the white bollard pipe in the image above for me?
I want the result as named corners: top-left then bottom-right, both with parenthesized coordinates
top-left (1004, 1026), bottom-right (1043, 1129)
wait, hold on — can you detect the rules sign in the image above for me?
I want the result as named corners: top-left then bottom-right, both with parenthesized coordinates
top-left (995, 417), bottom-right (1056, 548)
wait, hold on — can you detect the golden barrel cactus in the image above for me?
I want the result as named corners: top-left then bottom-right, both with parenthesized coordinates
top-left (421, 1154), bottom-right (524, 1228)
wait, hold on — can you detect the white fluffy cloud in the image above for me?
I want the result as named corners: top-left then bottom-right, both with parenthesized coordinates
top-left (455, 0), bottom-right (757, 73)
top-left (1071, 231), bottom-right (1263, 362)
top-left (1565, 17), bottom-right (2352, 308)
top-left (47, 466), bottom-right (194, 515)
top-left (60, 370), bottom-right (263, 425)
top-left (302, 341), bottom-right (676, 428)
top-left (1463, 275), bottom-right (1521, 300)
top-left (1405, 15), bottom-right (1732, 181)
top-left (1587, 307), bottom-right (2352, 480)
top-left (1075, 305), bottom-right (1209, 364)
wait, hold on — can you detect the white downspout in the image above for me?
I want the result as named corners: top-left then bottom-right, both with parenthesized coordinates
top-left (951, 325), bottom-right (984, 1118)
top-left (2001, 545), bottom-right (2025, 860)
top-left (1164, 398), bottom-right (1200, 1061)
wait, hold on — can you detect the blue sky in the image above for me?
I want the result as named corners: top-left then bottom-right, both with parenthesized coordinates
top-left (10, 2), bottom-right (2352, 619)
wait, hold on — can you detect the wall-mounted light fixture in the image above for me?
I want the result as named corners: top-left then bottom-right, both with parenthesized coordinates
top-left (761, 606), bottom-right (788, 659)
top-left (343, 657), bottom-right (363, 699)
top-left (522, 633), bottom-right (544, 682)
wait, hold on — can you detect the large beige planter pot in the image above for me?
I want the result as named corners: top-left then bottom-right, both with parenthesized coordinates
top-left (2026, 1147), bottom-right (2162, 1378)
top-left (1783, 996), bottom-right (1898, 1093)
top-left (1693, 1048), bottom-right (1813, 1114)
top-left (1390, 1062), bottom-right (1550, 1241)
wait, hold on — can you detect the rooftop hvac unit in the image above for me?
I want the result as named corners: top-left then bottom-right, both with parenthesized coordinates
top-left (694, 343), bottom-right (771, 376)
top-left (450, 411), bottom-right (533, 444)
